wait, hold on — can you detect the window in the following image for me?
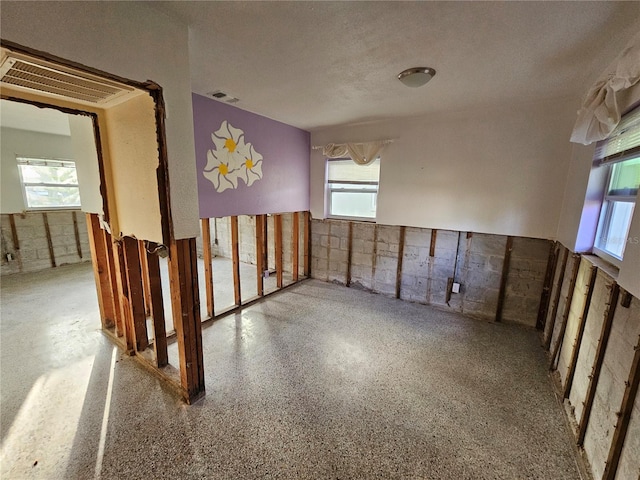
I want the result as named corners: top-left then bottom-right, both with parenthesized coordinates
top-left (593, 106), bottom-right (640, 265)
top-left (17, 157), bottom-right (81, 209)
top-left (326, 158), bottom-right (380, 219)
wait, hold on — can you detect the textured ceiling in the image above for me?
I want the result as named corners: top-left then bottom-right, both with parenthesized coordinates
top-left (154, 1), bottom-right (640, 131)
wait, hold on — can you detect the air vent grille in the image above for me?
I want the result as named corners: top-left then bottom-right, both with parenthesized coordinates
top-left (1, 56), bottom-right (134, 104)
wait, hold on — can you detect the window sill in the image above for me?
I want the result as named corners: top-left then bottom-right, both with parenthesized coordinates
top-left (327, 215), bottom-right (377, 223)
top-left (582, 254), bottom-right (620, 281)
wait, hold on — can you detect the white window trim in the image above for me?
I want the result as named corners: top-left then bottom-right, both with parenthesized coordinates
top-left (325, 158), bottom-right (379, 221)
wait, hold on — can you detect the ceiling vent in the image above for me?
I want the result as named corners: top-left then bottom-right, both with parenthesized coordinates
top-left (0, 53), bottom-right (135, 105)
top-left (207, 90), bottom-right (240, 104)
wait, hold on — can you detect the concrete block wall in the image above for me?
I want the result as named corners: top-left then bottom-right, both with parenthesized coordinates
top-left (545, 251), bottom-right (640, 480)
top-left (311, 218), bottom-right (551, 326)
top-left (197, 213), bottom-right (304, 277)
top-left (0, 211), bottom-right (91, 276)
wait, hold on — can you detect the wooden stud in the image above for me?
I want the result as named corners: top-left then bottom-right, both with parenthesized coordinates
top-left (139, 240), bottom-right (152, 317)
top-left (263, 214), bottom-right (269, 271)
top-left (602, 333), bottom-right (640, 480)
top-left (8, 213), bottom-right (19, 251)
top-left (42, 212), bottom-right (56, 268)
top-left (112, 240), bottom-right (134, 350)
top-left (292, 212), bottom-right (300, 282)
top-left (495, 236), bottom-right (514, 322)
top-left (168, 238), bottom-right (205, 403)
top-left (563, 265), bottom-right (598, 399)
top-left (544, 247), bottom-right (569, 351)
top-left (201, 218), bottom-right (214, 317)
top-left (303, 211), bottom-right (311, 277)
top-left (577, 283), bottom-right (619, 446)
top-left (346, 221), bottom-right (354, 287)
top-left (620, 290), bottom-right (632, 308)
top-left (550, 254), bottom-right (581, 371)
top-left (122, 236), bottom-right (149, 352)
top-left (536, 242), bottom-right (558, 330)
top-left (104, 230), bottom-right (124, 338)
top-left (230, 216), bottom-right (241, 305)
top-left (396, 226), bottom-right (406, 299)
top-left (429, 229), bottom-right (437, 257)
top-left (71, 211), bottom-right (83, 258)
top-left (275, 214), bottom-right (284, 288)
top-left (146, 243), bottom-right (168, 368)
top-left (256, 215), bottom-right (265, 296)
top-left (371, 224), bottom-right (378, 286)
top-left (86, 213), bottom-right (116, 329)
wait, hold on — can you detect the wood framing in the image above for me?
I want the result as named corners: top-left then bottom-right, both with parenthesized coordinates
top-left (139, 239), bottom-right (152, 316)
top-left (346, 221), bottom-right (354, 287)
top-left (256, 215), bottom-right (265, 296)
top-left (168, 238), bottom-right (205, 403)
top-left (292, 212), bottom-right (300, 282)
top-left (104, 229), bottom-right (124, 338)
top-left (371, 224), bottom-right (379, 283)
top-left (122, 236), bottom-right (149, 352)
top-left (429, 229), bottom-right (437, 257)
top-left (550, 254), bottom-right (581, 371)
top-left (303, 211), bottom-right (311, 276)
top-left (602, 333), bottom-right (640, 480)
top-left (86, 213), bottom-right (116, 329)
top-left (545, 247), bottom-right (569, 350)
top-left (396, 226), bottom-right (406, 299)
top-left (72, 211), bottom-right (83, 258)
top-left (42, 212), bottom-right (56, 268)
top-left (146, 244), bottom-right (168, 368)
top-left (112, 240), bottom-right (134, 351)
top-left (536, 242), bottom-right (558, 330)
top-left (495, 236), bottom-right (514, 322)
top-left (577, 283), bottom-right (619, 446)
top-left (562, 265), bottom-right (598, 399)
top-left (8, 213), bottom-right (19, 251)
top-left (275, 214), bottom-right (283, 288)
top-left (201, 218), bottom-right (215, 317)
top-left (230, 216), bottom-right (241, 305)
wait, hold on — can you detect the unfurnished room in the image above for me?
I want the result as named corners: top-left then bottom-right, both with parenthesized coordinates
top-left (0, 2), bottom-right (639, 479)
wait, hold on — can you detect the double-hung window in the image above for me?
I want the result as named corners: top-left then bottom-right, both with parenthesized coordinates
top-left (17, 157), bottom-right (81, 209)
top-left (326, 157), bottom-right (380, 220)
top-left (593, 106), bottom-right (640, 265)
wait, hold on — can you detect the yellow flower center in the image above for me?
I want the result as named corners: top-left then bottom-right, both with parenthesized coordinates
top-left (224, 138), bottom-right (237, 153)
top-left (245, 159), bottom-right (253, 169)
top-left (219, 163), bottom-right (228, 175)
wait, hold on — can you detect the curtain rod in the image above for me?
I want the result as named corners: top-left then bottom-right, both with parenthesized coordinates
top-left (311, 139), bottom-right (395, 150)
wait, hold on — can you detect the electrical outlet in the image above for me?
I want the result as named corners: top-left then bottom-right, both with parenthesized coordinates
top-left (6, 253), bottom-right (13, 261)
top-left (452, 282), bottom-right (461, 294)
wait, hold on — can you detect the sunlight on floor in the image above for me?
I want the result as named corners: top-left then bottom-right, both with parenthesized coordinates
top-left (0, 355), bottom-right (95, 479)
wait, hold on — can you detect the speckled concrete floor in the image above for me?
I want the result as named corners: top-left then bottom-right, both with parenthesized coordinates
top-left (1, 264), bottom-right (582, 479)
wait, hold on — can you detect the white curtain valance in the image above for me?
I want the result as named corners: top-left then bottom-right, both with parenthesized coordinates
top-left (571, 30), bottom-right (640, 145)
top-left (320, 140), bottom-right (392, 165)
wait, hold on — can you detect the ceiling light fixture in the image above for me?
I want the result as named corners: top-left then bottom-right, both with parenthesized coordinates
top-left (397, 67), bottom-right (436, 88)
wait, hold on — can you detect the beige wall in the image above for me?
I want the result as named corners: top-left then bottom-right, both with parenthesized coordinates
top-left (311, 97), bottom-right (577, 239)
top-left (1, 1), bottom-right (199, 239)
top-left (104, 94), bottom-right (163, 242)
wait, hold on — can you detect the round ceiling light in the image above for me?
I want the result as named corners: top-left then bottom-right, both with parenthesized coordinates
top-left (397, 67), bottom-right (436, 88)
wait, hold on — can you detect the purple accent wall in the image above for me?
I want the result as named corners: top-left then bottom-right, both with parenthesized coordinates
top-left (192, 93), bottom-right (310, 218)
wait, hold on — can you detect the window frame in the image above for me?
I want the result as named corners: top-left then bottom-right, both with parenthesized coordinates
top-left (592, 158), bottom-right (639, 267)
top-left (16, 156), bottom-right (81, 211)
top-left (325, 157), bottom-right (379, 222)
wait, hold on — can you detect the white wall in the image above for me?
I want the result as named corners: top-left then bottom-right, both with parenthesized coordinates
top-left (1, 1), bottom-right (199, 239)
top-left (311, 97), bottom-right (577, 239)
top-left (68, 115), bottom-right (103, 215)
top-left (0, 127), bottom-right (74, 213)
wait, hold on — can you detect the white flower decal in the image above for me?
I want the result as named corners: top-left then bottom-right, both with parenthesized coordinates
top-left (203, 120), bottom-right (264, 192)
top-left (239, 144), bottom-right (263, 186)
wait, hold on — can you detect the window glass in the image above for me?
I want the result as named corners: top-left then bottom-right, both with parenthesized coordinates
top-left (326, 158), bottom-right (380, 220)
top-left (17, 157), bottom-right (81, 209)
top-left (607, 157), bottom-right (640, 196)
